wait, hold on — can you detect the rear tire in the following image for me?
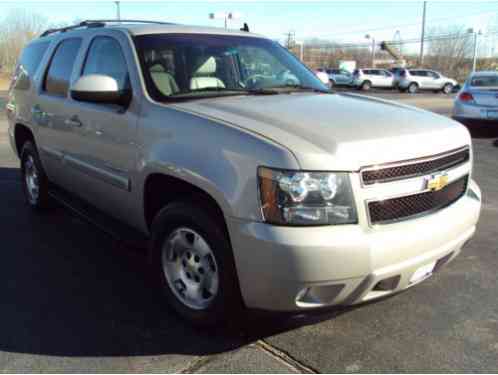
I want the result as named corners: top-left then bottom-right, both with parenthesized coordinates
top-left (442, 83), bottom-right (453, 94)
top-left (407, 83), bottom-right (418, 94)
top-left (361, 81), bottom-right (372, 91)
top-left (20, 141), bottom-right (52, 210)
top-left (150, 200), bottom-right (244, 328)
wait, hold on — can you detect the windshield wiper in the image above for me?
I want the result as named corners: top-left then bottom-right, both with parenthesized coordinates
top-left (170, 87), bottom-right (280, 98)
top-left (266, 84), bottom-right (332, 94)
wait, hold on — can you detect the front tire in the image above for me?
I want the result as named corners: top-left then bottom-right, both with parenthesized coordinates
top-left (361, 81), bottom-right (372, 91)
top-left (20, 141), bottom-right (52, 210)
top-left (150, 201), bottom-right (243, 327)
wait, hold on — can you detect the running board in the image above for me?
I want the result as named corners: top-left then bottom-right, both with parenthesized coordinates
top-left (49, 184), bottom-right (150, 252)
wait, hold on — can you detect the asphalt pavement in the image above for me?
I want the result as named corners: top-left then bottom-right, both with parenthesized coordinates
top-left (0, 90), bottom-right (497, 372)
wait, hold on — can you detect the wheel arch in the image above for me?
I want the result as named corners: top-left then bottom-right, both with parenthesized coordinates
top-left (143, 173), bottom-right (230, 237)
top-left (14, 123), bottom-right (35, 156)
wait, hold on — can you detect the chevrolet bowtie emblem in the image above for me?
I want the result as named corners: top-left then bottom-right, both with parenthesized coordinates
top-left (426, 173), bottom-right (449, 191)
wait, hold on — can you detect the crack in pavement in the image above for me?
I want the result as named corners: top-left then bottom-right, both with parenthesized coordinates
top-left (256, 340), bottom-right (319, 374)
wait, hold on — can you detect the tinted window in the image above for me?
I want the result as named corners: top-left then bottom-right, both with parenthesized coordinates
top-left (82, 37), bottom-right (129, 90)
top-left (470, 75), bottom-right (498, 87)
top-left (43, 38), bottom-right (82, 96)
top-left (134, 34), bottom-right (326, 101)
top-left (13, 41), bottom-right (50, 90)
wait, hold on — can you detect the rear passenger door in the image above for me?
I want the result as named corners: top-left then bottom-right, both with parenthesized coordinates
top-left (379, 69), bottom-right (393, 87)
top-left (60, 31), bottom-right (140, 222)
top-left (34, 37), bottom-right (83, 185)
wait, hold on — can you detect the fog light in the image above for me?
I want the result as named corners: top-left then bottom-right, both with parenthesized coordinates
top-left (295, 284), bottom-right (345, 307)
top-left (373, 275), bottom-right (400, 291)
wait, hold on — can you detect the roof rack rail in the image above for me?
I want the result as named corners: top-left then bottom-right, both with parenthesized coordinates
top-left (40, 19), bottom-right (174, 37)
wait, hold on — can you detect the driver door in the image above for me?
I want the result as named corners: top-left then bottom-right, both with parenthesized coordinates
top-left (61, 31), bottom-right (140, 221)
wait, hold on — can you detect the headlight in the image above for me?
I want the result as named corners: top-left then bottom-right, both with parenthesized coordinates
top-left (258, 167), bottom-right (357, 226)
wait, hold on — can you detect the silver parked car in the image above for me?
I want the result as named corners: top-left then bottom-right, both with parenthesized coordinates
top-left (352, 68), bottom-right (394, 90)
top-left (398, 69), bottom-right (457, 94)
top-left (326, 68), bottom-right (353, 87)
top-left (7, 20), bottom-right (481, 327)
top-left (453, 71), bottom-right (498, 122)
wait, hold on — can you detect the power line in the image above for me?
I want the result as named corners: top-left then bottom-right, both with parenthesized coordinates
top-left (301, 30), bottom-right (498, 50)
top-left (305, 9), bottom-right (498, 39)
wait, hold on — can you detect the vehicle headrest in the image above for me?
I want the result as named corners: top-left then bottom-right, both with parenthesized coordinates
top-left (195, 57), bottom-right (217, 75)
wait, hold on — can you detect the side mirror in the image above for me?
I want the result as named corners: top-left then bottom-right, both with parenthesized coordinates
top-left (71, 74), bottom-right (130, 105)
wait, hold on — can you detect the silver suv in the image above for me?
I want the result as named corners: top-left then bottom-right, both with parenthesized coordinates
top-left (7, 20), bottom-right (481, 327)
top-left (352, 68), bottom-right (394, 90)
top-left (398, 68), bottom-right (457, 94)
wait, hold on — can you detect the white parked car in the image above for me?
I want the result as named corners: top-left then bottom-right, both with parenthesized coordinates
top-left (453, 71), bottom-right (498, 122)
top-left (398, 69), bottom-right (457, 94)
top-left (352, 68), bottom-right (394, 90)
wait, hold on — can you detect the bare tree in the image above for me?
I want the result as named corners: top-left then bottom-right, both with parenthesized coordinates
top-left (425, 25), bottom-right (474, 80)
top-left (0, 9), bottom-right (49, 72)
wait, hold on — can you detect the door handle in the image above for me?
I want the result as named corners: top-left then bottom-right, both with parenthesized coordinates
top-left (65, 116), bottom-right (83, 128)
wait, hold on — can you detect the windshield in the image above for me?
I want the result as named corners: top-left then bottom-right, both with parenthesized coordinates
top-left (134, 33), bottom-right (327, 101)
top-left (470, 75), bottom-right (498, 88)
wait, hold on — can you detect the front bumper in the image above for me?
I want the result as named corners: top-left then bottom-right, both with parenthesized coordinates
top-left (227, 180), bottom-right (481, 311)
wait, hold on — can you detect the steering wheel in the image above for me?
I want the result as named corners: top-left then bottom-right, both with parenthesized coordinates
top-left (276, 69), bottom-right (298, 85)
top-left (244, 74), bottom-right (267, 88)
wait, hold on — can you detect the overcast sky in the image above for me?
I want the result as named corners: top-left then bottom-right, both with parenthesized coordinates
top-left (0, 0), bottom-right (497, 44)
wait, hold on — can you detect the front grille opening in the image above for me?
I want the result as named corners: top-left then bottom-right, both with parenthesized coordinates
top-left (433, 252), bottom-right (454, 273)
top-left (373, 275), bottom-right (401, 291)
top-left (368, 175), bottom-right (468, 225)
top-left (362, 147), bottom-right (470, 185)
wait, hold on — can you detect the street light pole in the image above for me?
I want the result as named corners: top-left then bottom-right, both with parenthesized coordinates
top-left (115, 1), bottom-right (121, 21)
top-left (472, 30), bottom-right (482, 72)
top-left (295, 41), bottom-right (304, 61)
top-left (365, 34), bottom-right (375, 67)
top-left (209, 12), bottom-right (240, 29)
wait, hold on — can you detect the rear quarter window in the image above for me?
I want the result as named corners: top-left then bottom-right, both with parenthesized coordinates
top-left (12, 41), bottom-right (50, 90)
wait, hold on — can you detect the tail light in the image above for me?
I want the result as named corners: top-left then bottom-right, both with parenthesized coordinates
top-left (459, 92), bottom-right (474, 102)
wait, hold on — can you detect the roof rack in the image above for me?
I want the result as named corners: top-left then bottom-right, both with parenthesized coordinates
top-left (40, 19), bottom-right (174, 37)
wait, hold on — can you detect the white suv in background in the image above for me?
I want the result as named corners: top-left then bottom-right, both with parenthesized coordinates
top-left (352, 68), bottom-right (394, 90)
top-left (398, 69), bottom-right (457, 94)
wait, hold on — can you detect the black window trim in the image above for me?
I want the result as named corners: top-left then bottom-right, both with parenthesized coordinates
top-left (41, 36), bottom-right (83, 98)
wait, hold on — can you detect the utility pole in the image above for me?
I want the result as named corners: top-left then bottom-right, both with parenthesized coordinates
top-left (115, 1), bottom-right (121, 21)
top-left (419, 1), bottom-right (427, 66)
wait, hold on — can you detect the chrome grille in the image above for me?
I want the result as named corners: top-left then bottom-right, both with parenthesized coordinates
top-left (362, 147), bottom-right (470, 185)
top-left (368, 175), bottom-right (468, 225)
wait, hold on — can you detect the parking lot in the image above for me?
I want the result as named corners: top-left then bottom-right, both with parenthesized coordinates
top-left (0, 90), bottom-right (497, 372)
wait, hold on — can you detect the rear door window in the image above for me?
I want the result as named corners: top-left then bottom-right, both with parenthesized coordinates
top-left (13, 41), bottom-right (50, 90)
top-left (43, 38), bottom-right (82, 97)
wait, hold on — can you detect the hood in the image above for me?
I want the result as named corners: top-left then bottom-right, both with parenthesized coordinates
top-left (172, 92), bottom-right (470, 171)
